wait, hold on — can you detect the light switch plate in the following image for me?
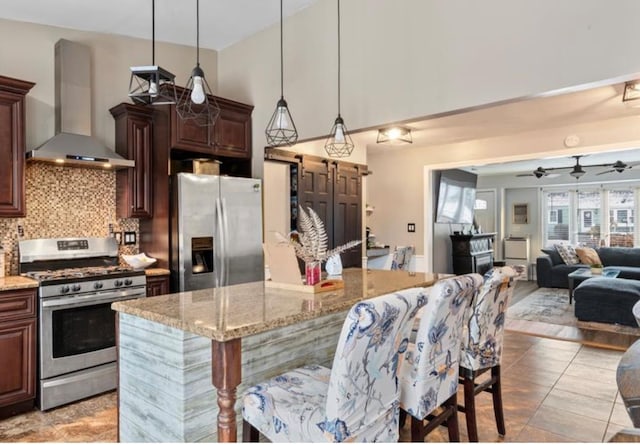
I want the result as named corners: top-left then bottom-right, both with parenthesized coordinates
top-left (124, 231), bottom-right (137, 245)
top-left (408, 223), bottom-right (416, 233)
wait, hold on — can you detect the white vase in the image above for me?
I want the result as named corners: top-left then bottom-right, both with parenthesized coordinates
top-left (325, 254), bottom-right (343, 276)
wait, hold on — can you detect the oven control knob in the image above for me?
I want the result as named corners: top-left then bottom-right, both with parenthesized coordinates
top-left (71, 284), bottom-right (81, 292)
top-left (124, 279), bottom-right (133, 286)
top-left (61, 285), bottom-right (70, 294)
top-left (94, 282), bottom-right (104, 290)
top-left (114, 280), bottom-right (123, 287)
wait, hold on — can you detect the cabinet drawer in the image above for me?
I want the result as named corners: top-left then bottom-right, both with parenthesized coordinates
top-left (0, 289), bottom-right (36, 322)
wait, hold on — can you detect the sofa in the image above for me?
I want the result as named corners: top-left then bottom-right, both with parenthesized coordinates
top-left (536, 247), bottom-right (640, 289)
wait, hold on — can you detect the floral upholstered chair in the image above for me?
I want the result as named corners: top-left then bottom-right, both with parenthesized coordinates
top-left (242, 287), bottom-right (428, 442)
top-left (391, 246), bottom-right (414, 271)
top-left (459, 266), bottom-right (517, 442)
top-left (398, 274), bottom-right (483, 442)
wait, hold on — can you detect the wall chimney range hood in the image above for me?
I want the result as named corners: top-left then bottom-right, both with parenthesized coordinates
top-left (26, 39), bottom-right (134, 169)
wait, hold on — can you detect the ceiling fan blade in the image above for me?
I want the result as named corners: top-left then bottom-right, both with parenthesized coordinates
top-left (597, 169), bottom-right (614, 175)
top-left (516, 173), bottom-right (534, 177)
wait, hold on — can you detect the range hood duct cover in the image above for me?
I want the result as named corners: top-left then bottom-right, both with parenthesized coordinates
top-left (26, 39), bottom-right (134, 169)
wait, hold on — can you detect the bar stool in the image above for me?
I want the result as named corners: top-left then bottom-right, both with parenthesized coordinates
top-left (398, 274), bottom-right (483, 442)
top-left (241, 287), bottom-right (427, 442)
top-left (458, 266), bottom-right (517, 442)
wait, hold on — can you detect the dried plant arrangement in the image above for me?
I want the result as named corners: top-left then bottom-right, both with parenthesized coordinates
top-left (276, 206), bottom-right (362, 264)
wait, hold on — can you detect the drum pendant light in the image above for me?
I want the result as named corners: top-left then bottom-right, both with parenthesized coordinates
top-left (324, 0), bottom-right (354, 158)
top-left (265, 0), bottom-right (298, 147)
top-left (128, 0), bottom-right (177, 105)
top-left (176, 0), bottom-right (220, 127)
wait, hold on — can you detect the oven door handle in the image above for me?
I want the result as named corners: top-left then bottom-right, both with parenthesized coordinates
top-left (41, 290), bottom-right (146, 309)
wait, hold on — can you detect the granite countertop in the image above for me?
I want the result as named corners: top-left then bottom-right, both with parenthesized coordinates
top-left (145, 268), bottom-right (170, 277)
top-left (112, 268), bottom-right (445, 342)
top-left (0, 276), bottom-right (39, 292)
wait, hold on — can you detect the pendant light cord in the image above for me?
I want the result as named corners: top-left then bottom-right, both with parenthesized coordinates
top-left (196, 0), bottom-right (200, 66)
top-left (337, 0), bottom-right (341, 116)
top-left (151, 0), bottom-right (155, 65)
top-left (280, 0), bottom-right (284, 98)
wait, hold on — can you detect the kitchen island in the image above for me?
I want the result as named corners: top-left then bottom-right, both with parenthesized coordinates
top-left (112, 268), bottom-right (445, 442)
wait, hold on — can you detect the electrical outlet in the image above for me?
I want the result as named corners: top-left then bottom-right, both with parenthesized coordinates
top-left (108, 223), bottom-right (114, 234)
top-left (407, 223), bottom-right (416, 233)
top-left (17, 225), bottom-right (24, 238)
top-left (124, 231), bottom-right (137, 245)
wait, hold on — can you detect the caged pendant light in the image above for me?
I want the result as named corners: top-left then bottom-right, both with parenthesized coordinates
top-left (176, 0), bottom-right (220, 127)
top-left (128, 0), bottom-right (178, 105)
top-left (324, 0), bottom-right (354, 158)
top-left (265, 0), bottom-right (298, 147)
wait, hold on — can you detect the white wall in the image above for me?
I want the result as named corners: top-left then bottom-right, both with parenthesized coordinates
top-left (263, 161), bottom-right (291, 243)
top-left (218, 0), bottom-right (640, 178)
top-left (0, 18), bottom-right (218, 152)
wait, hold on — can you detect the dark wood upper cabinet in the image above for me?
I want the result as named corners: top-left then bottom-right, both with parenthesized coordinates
top-left (0, 75), bottom-right (35, 218)
top-left (110, 103), bottom-right (154, 219)
top-left (212, 97), bottom-right (253, 158)
top-left (168, 87), bottom-right (253, 159)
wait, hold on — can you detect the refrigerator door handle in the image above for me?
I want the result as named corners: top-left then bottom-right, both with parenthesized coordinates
top-left (220, 197), bottom-right (230, 287)
top-left (216, 197), bottom-right (224, 288)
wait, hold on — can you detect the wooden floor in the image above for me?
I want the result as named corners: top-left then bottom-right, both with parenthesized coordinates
top-left (0, 280), bottom-right (634, 442)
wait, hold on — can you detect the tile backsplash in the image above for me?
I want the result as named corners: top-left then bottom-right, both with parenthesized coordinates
top-left (0, 162), bottom-right (138, 275)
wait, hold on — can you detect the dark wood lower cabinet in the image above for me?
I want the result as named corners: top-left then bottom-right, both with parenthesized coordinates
top-left (146, 275), bottom-right (170, 297)
top-left (0, 288), bottom-right (36, 418)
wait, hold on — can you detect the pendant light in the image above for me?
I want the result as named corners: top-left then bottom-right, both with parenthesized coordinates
top-left (265, 0), bottom-right (298, 147)
top-left (128, 0), bottom-right (177, 105)
top-left (176, 0), bottom-right (220, 127)
top-left (324, 0), bottom-right (354, 158)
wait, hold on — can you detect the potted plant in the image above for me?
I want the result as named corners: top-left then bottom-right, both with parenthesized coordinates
top-left (590, 263), bottom-right (603, 275)
top-left (277, 206), bottom-right (361, 285)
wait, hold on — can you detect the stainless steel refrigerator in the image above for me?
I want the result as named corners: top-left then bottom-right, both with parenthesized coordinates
top-left (171, 173), bottom-right (264, 292)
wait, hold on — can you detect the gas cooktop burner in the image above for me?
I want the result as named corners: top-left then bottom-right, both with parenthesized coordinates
top-left (23, 265), bottom-right (137, 282)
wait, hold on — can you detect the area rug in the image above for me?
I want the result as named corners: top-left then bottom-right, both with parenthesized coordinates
top-left (506, 287), bottom-right (640, 350)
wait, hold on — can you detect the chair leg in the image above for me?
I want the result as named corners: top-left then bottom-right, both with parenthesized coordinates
top-left (410, 415), bottom-right (425, 442)
top-left (399, 408), bottom-right (407, 429)
top-left (242, 419), bottom-right (260, 442)
top-left (463, 374), bottom-right (479, 442)
top-left (491, 365), bottom-right (506, 436)
top-left (445, 393), bottom-right (460, 442)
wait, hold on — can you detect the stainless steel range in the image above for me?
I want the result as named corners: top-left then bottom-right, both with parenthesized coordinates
top-left (19, 237), bottom-right (146, 410)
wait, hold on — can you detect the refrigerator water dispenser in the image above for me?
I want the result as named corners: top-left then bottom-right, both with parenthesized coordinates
top-left (191, 237), bottom-right (214, 274)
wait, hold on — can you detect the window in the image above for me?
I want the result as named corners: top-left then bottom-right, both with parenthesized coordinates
top-left (609, 189), bottom-right (635, 246)
top-left (543, 191), bottom-right (570, 246)
top-left (576, 190), bottom-right (601, 248)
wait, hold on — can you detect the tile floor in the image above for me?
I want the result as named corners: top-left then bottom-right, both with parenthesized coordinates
top-left (0, 331), bottom-right (632, 442)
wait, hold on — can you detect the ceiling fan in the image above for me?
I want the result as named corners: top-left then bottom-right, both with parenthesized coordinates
top-left (516, 155), bottom-right (637, 179)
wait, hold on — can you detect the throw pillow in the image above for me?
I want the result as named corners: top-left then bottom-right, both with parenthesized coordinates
top-left (555, 244), bottom-right (580, 265)
top-left (540, 248), bottom-right (563, 266)
top-left (575, 247), bottom-right (602, 265)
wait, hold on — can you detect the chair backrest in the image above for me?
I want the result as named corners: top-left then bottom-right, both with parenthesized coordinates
top-left (460, 266), bottom-right (517, 372)
top-left (391, 246), bottom-right (414, 271)
top-left (321, 287), bottom-right (427, 442)
top-left (399, 274), bottom-right (482, 420)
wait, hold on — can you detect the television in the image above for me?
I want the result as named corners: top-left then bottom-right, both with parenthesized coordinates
top-left (435, 169), bottom-right (478, 224)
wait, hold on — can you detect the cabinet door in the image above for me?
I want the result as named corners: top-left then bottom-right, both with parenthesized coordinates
top-left (333, 164), bottom-right (362, 268)
top-left (146, 275), bottom-right (170, 297)
top-left (0, 318), bottom-right (35, 407)
top-left (170, 106), bottom-right (215, 154)
top-left (111, 103), bottom-right (154, 219)
top-left (213, 104), bottom-right (252, 159)
top-left (127, 115), bottom-right (153, 218)
top-left (0, 76), bottom-right (34, 217)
